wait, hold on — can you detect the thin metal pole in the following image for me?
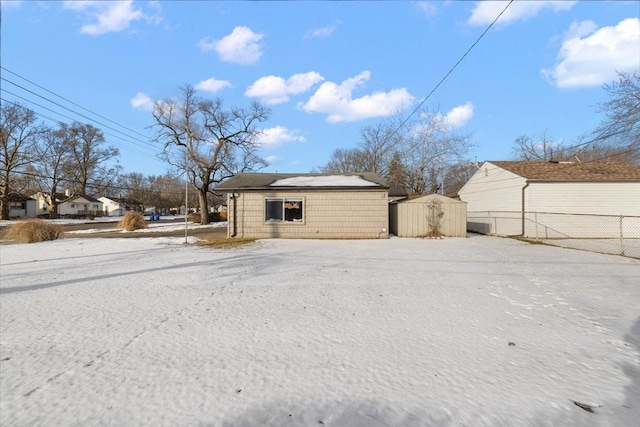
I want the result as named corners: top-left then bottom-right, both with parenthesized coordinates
top-left (184, 140), bottom-right (189, 244)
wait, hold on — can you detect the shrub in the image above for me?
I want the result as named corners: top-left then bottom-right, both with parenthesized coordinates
top-left (117, 211), bottom-right (147, 231)
top-left (4, 220), bottom-right (62, 243)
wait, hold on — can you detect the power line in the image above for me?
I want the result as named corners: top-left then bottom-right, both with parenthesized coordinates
top-left (1, 66), bottom-right (151, 141)
top-left (0, 97), bottom-right (160, 160)
top-left (387, 0), bottom-right (514, 143)
top-left (1, 77), bottom-right (157, 151)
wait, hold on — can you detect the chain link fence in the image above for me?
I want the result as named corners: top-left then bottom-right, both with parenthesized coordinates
top-left (467, 211), bottom-right (640, 259)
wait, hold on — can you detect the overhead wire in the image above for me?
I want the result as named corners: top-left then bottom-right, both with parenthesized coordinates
top-left (1, 66), bottom-right (151, 141)
top-left (384, 0), bottom-right (515, 145)
top-left (1, 76), bottom-right (158, 151)
top-left (0, 96), bottom-right (160, 161)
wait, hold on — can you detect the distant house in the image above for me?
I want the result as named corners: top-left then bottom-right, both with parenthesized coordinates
top-left (7, 193), bottom-right (37, 218)
top-left (389, 194), bottom-right (467, 237)
top-left (32, 192), bottom-right (104, 218)
top-left (458, 161), bottom-right (640, 238)
top-left (215, 172), bottom-right (390, 239)
top-left (99, 196), bottom-right (144, 216)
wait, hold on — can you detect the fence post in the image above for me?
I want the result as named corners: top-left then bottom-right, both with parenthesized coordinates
top-left (619, 215), bottom-right (625, 256)
top-left (534, 212), bottom-right (539, 241)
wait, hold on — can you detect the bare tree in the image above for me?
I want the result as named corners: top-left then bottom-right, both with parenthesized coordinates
top-left (318, 107), bottom-right (472, 195)
top-left (32, 126), bottom-right (75, 219)
top-left (443, 161), bottom-right (477, 197)
top-left (64, 122), bottom-right (120, 195)
top-left (358, 116), bottom-right (403, 177)
top-left (0, 103), bottom-right (46, 219)
top-left (583, 71), bottom-right (640, 164)
top-left (319, 114), bottom-right (403, 176)
top-left (596, 71), bottom-right (639, 147)
top-left (150, 173), bottom-right (189, 214)
top-left (153, 85), bottom-right (270, 224)
top-left (512, 73), bottom-right (640, 165)
top-left (318, 147), bottom-right (369, 174)
top-left (510, 129), bottom-right (566, 161)
top-left (401, 109), bottom-right (473, 194)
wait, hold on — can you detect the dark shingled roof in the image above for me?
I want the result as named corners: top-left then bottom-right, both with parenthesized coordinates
top-left (215, 172), bottom-right (388, 191)
top-left (489, 161), bottom-right (640, 181)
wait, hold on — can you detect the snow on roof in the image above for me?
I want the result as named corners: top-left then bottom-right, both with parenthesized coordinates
top-left (270, 175), bottom-right (379, 187)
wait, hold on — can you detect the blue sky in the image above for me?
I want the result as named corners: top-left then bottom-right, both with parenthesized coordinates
top-left (2, 1), bottom-right (639, 177)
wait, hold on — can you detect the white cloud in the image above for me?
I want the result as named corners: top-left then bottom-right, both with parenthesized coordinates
top-left (542, 18), bottom-right (640, 88)
top-left (416, 2), bottom-right (438, 17)
top-left (304, 21), bottom-right (342, 39)
top-left (63, 0), bottom-right (144, 35)
top-left (130, 92), bottom-right (154, 111)
top-left (194, 77), bottom-right (232, 93)
top-left (200, 26), bottom-right (264, 65)
top-left (263, 155), bottom-right (278, 165)
top-left (301, 71), bottom-right (414, 123)
top-left (468, 1), bottom-right (576, 27)
top-left (1, 0), bottom-right (23, 11)
top-left (443, 102), bottom-right (474, 128)
top-left (256, 126), bottom-right (306, 149)
top-left (246, 72), bottom-right (324, 104)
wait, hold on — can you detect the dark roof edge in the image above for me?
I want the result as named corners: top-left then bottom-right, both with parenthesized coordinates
top-left (217, 185), bottom-right (389, 192)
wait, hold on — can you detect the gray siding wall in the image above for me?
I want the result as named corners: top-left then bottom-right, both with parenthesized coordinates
top-left (227, 190), bottom-right (389, 239)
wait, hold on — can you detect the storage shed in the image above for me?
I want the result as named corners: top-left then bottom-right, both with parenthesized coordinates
top-left (389, 194), bottom-right (467, 237)
top-left (215, 172), bottom-right (389, 239)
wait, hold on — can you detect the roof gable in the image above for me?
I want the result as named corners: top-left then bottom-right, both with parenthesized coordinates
top-left (488, 161), bottom-right (640, 181)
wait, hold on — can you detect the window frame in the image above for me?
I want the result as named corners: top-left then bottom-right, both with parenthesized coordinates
top-left (264, 197), bottom-right (304, 224)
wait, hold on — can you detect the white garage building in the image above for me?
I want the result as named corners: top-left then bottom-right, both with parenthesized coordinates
top-left (458, 161), bottom-right (640, 239)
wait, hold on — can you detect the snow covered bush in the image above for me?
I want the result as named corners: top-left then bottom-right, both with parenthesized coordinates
top-left (4, 219), bottom-right (62, 243)
top-left (117, 212), bottom-right (147, 231)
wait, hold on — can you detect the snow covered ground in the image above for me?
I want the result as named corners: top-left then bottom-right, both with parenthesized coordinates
top-left (0, 234), bottom-right (638, 426)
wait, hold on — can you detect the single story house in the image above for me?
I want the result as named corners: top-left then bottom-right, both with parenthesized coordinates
top-left (215, 172), bottom-right (390, 239)
top-left (32, 192), bottom-right (104, 218)
top-left (389, 193), bottom-right (467, 237)
top-left (99, 196), bottom-right (144, 216)
top-left (458, 160), bottom-right (640, 238)
top-left (7, 193), bottom-right (37, 218)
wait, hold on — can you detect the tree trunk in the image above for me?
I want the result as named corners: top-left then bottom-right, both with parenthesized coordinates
top-left (197, 188), bottom-right (210, 225)
top-left (48, 203), bottom-right (59, 219)
top-left (0, 200), bottom-right (8, 220)
top-left (0, 177), bottom-right (9, 220)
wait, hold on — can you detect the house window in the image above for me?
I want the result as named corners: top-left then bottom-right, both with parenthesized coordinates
top-left (93, 204), bottom-right (99, 210)
top-left (71, 203), bottom-right (76, 208)
top-left (265, 198), bottom-right (303, 223)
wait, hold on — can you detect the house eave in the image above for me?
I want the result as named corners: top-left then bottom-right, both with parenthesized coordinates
top-left (217, 185), bottom-right (388, 192)
top-left (525, 179), bottom-right (640, 184)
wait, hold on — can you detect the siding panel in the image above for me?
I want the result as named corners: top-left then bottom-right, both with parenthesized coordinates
top-left (228, 190), bottom-right (389, 239)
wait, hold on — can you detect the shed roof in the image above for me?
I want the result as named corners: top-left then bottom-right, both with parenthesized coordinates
top-left (215, 172), bottom-right (388, 191)
top-left (400, 193), bottom-right (467, 204)
top-left (489, 161), bottom-right (640, 181)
